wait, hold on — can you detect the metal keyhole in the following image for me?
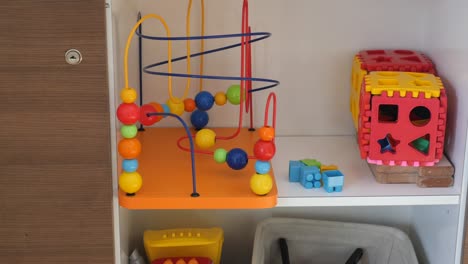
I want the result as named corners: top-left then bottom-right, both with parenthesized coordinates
top-left (65, 49), bottom-right (82, 65)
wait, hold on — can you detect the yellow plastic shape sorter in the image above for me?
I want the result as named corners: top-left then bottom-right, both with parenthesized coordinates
top-left (350, 55), bottom-right (368, 129)
top-left (364, 71), bottom-right (443, 98)
top-left (144, 227), bottom-right (224, 264)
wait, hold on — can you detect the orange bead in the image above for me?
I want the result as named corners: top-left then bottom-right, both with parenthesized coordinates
top-left (258, 126), bottom-right (275, 141)
top-left (118, 138), bottom-right (142, 159)
top-left (184, 98), bottom-right (196, 112)
top-left (149, 102), bottom-right (164, 123)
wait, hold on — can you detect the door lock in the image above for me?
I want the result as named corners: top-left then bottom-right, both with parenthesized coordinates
top-left (65, 49), bottom-right (82, 65)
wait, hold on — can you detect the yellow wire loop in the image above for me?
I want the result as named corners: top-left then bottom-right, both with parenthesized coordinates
top-left (124, 14), bottom-right (174, 100)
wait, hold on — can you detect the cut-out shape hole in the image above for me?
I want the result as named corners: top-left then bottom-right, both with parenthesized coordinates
top-left (408, 72), bottom-right (425, 78)
top-left (409, 134), bottom-right (430, 155)
top-left (394, 50), bottom-right (414, 55)
top-left (378, 134), bottom-right (400, 154)
top-left (366, 50), bottom-right (385, 55)
top-left (379, 104), bottom-right (398, 122)
top-left (400, 56), bottom-right (422, 63)
top-left (374, 56), bottom-right (392, 63)
top-left (378, 79), bottom-right (399, 86)
top-left (377, 72), bottom-right (398, 77)
top-left (412, 80), bottom-right (431, 87)
top-left (410, 106), bottom-right (431, 126)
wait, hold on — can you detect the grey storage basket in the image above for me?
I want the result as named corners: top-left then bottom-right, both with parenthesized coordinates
top-left (252, 218), bottom-right (418, 264)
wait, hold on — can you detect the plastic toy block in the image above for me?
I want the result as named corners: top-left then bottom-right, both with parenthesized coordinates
top-left (300, 166), bottom-right (322, 189)
top-left (320, 164), bottom-right (338, 172)
top-left (364, 72), bottom-right (443, 99)
top-left (367, 90), bottom-right (444, 166)
top-left (301, 159), bottom-right (321, 167)
top-left (358, 50), bottom-right (435, 74)
top-left (322, 170), bottom-right (344, 193)
top-left (289, 160), bottom-right (304, 182)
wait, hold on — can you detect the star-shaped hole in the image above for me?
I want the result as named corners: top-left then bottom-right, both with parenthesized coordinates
top-left (378, 134), bottom-right (400, 154)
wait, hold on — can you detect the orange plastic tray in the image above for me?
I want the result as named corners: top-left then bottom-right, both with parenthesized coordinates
top-left (118, 127), bottom-right (277, 209)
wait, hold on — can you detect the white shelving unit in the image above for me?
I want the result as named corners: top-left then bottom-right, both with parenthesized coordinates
top-left (106, 0), bottom-right (468, 263)
top-left (274, 136), bottom-right (461, 207)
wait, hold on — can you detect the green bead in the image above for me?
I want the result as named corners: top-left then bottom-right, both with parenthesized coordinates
top-left (226, 84), bottom-right (241, 105)
top-left (121, 125), bottom-right (138, 139)
top-left (214, 148), bottom-right (228, 164)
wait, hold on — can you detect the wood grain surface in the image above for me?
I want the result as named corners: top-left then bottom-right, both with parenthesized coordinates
top-left (0, 1), bottom-right (114, 263)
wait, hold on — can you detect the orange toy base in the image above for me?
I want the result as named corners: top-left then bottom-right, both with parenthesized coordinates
top-left (118, 127), bottom-right (277, 209)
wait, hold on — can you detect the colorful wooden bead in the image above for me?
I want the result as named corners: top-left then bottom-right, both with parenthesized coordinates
top-left (255, 160), bottom-right (271, 174)
top-left (117, 103), bottom-right (140, 125)
top-left (195, 129), bottom-right (216, 149)
top-left (195, 91), bottom-right (215, 111)
top-left (250, 173), bottom-right (273, 195)
top-left (120, 125), bottom-right (138, 139)
top-left (122, 159), bottom-right (138, 173)
top-left (118, 138), bottom-right (142, 159)
top-left (214, 148), bottom-right (228, 163)
top-left (120, 88), bottom-right (137, 103)
top-left (119, 171), bottom-right (142, 194)
top-left (258, 126), bottom-right (275, 141)
top-left (184, 98), bottom-right (196, 112)
top-left (166, 97), bottom-right (185, 116)
top-left (253, 140), bottom-right (276, 161)
top-left (162, 104), bottom-right (171, 118)
top-left (190, 110), bottom-right (209, 130)
top-left (214, 92), bottom-right (227, 106)
top-left (226, 148), bottom-right (248, 170)
top-left (226, 84), bottom-right (241, 105)
top-left (139, 103), bottom-right (160, 126)
top-left (149, 102), bottom-right (164, 122)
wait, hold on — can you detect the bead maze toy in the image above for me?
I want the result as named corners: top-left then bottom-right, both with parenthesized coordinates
top-left (351, 49), bottom-right (447, 167)
top-left (116, 0), bottom-right (280, 209)
top-left (144, 227), bottom-right (224, 264)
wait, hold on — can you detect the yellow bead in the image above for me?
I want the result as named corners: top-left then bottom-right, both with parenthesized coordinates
top-left (250, 173), bottom-right (273, 195)
top-left (214, 92), bottom-right (227, 106)
top-left (166, 97), bottom-right (185, 116)
top-left (119, 171), bottom-right (142, 194)
top-left (195, 129), bottom-right (216, 149)
top-left (120, 88), bottom-right (137, 103)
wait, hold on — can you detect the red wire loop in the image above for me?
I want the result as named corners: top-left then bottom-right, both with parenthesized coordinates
top-left (264, 92), bottom-right (277, 128)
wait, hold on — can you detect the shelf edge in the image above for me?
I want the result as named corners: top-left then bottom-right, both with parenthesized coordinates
top-left (277, 195), bottom-right (460, 207)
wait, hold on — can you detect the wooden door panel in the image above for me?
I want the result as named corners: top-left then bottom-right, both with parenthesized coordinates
top-left (0, 1), bottom-right (113, 263)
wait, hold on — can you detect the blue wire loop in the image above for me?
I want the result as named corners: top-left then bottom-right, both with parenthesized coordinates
top-left (136, 30), bottom-right (280, 93)
top-left (146, 112), bottom-right (200, 197)
top-left (139, 27), bottom-right (280, 198)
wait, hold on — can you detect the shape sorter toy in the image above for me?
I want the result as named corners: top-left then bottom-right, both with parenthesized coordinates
top-left (350, 50), bottom-right (436, 130)
top-left (351, 50), bottom-right (447, 167)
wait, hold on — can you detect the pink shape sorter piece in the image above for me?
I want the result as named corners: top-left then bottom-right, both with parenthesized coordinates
top-left (366, 89), bottom-right (447, 166)
top-left (358, 50), bottom-right (436, 74)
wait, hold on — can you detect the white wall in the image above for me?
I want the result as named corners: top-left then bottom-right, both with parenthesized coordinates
top-left (121, 0), bottom-right (428, 135)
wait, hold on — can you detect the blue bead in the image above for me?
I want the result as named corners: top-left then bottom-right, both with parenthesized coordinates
top-left (162, 104), bottom-right (170, 118)
top-left (190, 110), bottom-right (209, 130)
top-left (255, 161), bottom-right (271, 174)
top-left (122, 159), bottom-right (138, 173)
top-left (195, 91), bottom-right (215, 111)
top-left (226, 148), bottom-right (248, 170)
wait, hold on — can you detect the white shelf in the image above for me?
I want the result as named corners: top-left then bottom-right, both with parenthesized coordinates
top-left (273, 136), bottom-right (460, 207)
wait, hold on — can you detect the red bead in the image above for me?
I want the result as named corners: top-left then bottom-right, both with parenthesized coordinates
top-left (140, 103), bottom-right (163, 126)
top-left (117, 103), bottom-right (140, 125)
top-left (254, 140), bottom-right (276, 161)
